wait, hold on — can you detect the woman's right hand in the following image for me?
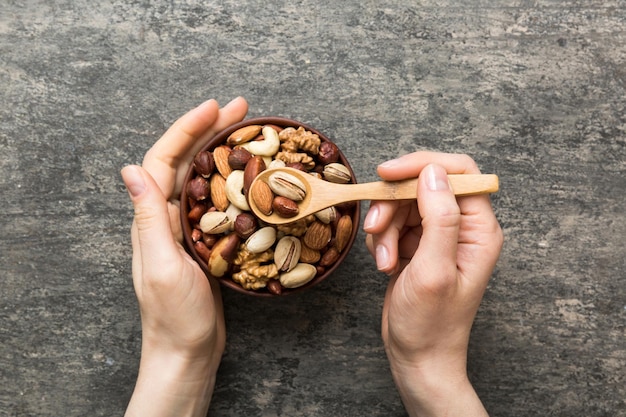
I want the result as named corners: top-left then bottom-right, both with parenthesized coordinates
top-left (363, 152), bottom-right (503, 417)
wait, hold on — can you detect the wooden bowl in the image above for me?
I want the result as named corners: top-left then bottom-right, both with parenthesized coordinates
top-left (180, 117), bottom-right (360, 297)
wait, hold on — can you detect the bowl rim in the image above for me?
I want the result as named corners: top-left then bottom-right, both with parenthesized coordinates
top-left (180, 116), bottom-right (361, 297)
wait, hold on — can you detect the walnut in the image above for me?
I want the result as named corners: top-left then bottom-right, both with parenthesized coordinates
top-left (275, 151), bottom-right (316, 170)
top-left (232, 245), bottom-right (279, 290)
top-left (276, 215), bottom-right (315, 237)
top-left (279, 127), bottom-right (321, 155)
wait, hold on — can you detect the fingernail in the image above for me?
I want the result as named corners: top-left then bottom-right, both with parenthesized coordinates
top-left (224, 96), bottom-right (243, 107)
top-left (425, 164), bottom-right (451, 191)
top-left (121, 166), bottom-right (146, 198)
top-left (376, 244), bottom-right (391, 271)
top-left (379, 158), bottom-right (401, 169)
top-left (363, 205), bottom-right (379, 231)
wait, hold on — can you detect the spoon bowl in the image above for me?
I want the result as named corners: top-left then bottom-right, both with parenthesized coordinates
top-left (250, 167), bottom-right (499, 225)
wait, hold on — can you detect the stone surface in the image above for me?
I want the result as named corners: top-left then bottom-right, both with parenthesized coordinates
top-left (1, 1), bottom-right (624, 416)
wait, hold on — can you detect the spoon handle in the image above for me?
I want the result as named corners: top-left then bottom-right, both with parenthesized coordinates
top-left (331, 174), bottom-right (499, 202)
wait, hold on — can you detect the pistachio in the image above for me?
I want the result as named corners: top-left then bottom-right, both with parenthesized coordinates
top-left (279, 263), bottom-right (317, 288)
top-left (314, 206), bottom-right (338, 224)
top-left (274, 236), bottom-right (301, 272)
top-left (268, 171), bottom-right (306, 201)
top-left (224, 203), bottom-right (243, 228)
top-left (199, 211), bottom-right (232, 234)
top-left (323, 162), bottom-right (351, 184)
top-left (245, 226), bottom-right (277, 253)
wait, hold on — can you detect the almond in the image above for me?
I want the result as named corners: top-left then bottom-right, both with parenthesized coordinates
top-left (299, 242), bottom-right (320, 264)
top-left (335, 215), bottom-right (353, 253)
top-left (319, 247), bottom-right (340, 267)
top-left (250, 180), bottom-right (274, 216)
top-left (213, 145), bottom-right (233, 178)
top-left (226, 125), bottom-right (262, 146)
top-left (303, 221), bottom-right (332, 251)
top-left (209, 173), bottom-right (229, 211)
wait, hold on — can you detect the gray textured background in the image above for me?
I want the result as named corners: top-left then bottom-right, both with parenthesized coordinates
top-left (1, 1), bottom-right (625, 416)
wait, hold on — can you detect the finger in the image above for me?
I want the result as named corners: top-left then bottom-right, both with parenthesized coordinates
top-left (185, 96), bottom-right (249, 160)
top-left (363, 200), bottom-right (400, 234)
top-left (143, 97), bottom-right (249, 198)
top-left (377, 151), bottom-right (481, 181)
top-left (142, 99), bottom-right (220, 199)
top-left (408, 164), bottom-right (461, 289)
top-left (121, 165), bottom-right (182, 276)
top-left (171, 96), bottom-right (249, 196)
top-left (369, 203), bottom-right (412, 274)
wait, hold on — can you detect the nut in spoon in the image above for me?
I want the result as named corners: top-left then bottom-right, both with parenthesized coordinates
top-left (249, 167), bottom-right (499, 225)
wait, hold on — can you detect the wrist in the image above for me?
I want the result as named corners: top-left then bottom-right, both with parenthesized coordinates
top-left (388, 353), bottom-right (488, 417)
top-left (125, 348), bottom-right (220, 417)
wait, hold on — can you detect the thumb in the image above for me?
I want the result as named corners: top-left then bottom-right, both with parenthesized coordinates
top-left (411, 164), bottom-right (461, 288)
top-left (121, 165), bottom-right (180, 267)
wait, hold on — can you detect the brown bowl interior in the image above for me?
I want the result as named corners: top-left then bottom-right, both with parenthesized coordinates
top-left (180, 117), bottom-right (360, 297)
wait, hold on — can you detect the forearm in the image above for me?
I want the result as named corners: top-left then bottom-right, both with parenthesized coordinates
top-left (389, 356), bottom-right (488, 417)
top-left (125, 350), bottom-right (219, 417)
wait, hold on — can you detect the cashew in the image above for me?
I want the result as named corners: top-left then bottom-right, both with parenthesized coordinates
top-left (240, 126), bottom-right (280, 156)
top-left (225, 170), bottom-right (250, 211)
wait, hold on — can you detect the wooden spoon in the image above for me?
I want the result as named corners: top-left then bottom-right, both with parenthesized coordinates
top-left (249, 167), bottom-right (499, 225)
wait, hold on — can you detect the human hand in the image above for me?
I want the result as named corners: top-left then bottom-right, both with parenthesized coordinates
top-left (363, 152), bottom-right (503, 417)
top-left (121, 97), bottom-right (248, 417)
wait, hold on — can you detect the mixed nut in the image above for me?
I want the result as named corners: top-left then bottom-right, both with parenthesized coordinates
top-left (184, 122), bottom-right (356, 295)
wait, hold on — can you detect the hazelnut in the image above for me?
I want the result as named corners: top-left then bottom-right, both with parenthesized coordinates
top-left (193, 151), bottom-right (215, 178)
top-left (187, 176), bottom-right (210, 201)
top-left (318, 141), bottom-right (340, 165)
top-left (234, 213), bottom-right (258, 239)
top-left (228, 147), bottom-right (252, 170)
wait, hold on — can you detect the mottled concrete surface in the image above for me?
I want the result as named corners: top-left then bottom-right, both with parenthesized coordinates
top-left (1, 1), bottom-right (625, 416)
